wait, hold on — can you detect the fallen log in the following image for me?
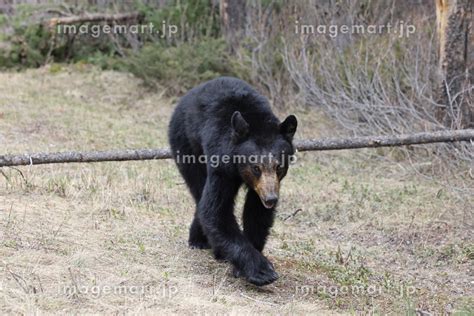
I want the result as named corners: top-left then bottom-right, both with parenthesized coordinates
top-left (294, 129), bottom-right (474, 151)
top-left (48, 12), bottom-right (143, 27)
top-left (0, 129), bottom-right (473, 168)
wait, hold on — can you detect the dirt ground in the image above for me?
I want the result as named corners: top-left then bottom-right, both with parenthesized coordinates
top-left (0, 66), bottom-right (472, 314)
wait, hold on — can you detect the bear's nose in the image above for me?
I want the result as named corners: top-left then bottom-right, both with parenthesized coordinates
top-left (263, 196), bottom-right (278, 209)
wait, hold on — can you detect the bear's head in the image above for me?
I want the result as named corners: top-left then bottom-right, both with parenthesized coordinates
top-left (231, 111), bottom-right (297, 209)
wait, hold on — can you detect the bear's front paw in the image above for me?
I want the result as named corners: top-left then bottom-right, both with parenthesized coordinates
top-left (235, 252), bottom-right (278, 286)
top-left (188, 240), bottom-right (211, 249)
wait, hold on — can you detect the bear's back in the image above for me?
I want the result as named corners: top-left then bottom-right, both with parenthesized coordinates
top-left (173, 77), bottom-right (280, 150)
top-left (188, 77), bottom-right (278, 128)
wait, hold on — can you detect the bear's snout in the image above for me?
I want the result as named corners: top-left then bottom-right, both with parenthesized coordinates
top-left (262, 195), bottom-right (278, 209)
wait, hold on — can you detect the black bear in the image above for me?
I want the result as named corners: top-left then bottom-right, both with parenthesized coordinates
top-left (168, 77), bottom-right (297, 286)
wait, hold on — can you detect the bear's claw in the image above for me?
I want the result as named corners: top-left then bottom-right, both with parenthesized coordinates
top-left (233, 256), bottom-right (278, 286)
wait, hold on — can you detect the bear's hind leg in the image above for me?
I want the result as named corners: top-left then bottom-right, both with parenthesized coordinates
top-left (189, 215), bottom-right (210, 249)
top-left (174, 146), bottom-right (210, 249)
top-left (185, 163), bottom-right (209, 249)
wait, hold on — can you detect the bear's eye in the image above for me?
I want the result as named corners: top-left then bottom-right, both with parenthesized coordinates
top-left (276, 164), bottom-right (284, 172)
top-left (251, 165), bottom-right (261, 176)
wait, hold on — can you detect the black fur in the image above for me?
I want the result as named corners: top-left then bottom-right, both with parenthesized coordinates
top-left (168, 77), bottom-right (297, 286)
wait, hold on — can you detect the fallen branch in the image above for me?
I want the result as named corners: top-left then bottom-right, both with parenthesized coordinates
top-left (0, 129), bottom-right (472, 168)
top-left (283, 208), bottom-right (303, 221)
top-left (294, 129), bottom-right (474, 151)
top-left (48, 12), bottom-right (143, 27)
top-left (0, 148), bottom-right (172, 167)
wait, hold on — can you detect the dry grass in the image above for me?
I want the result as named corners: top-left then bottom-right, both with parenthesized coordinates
top-left (0, 66), bottom-right (472, 314)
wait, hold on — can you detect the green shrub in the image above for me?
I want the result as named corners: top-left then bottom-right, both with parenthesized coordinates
top-left (0, 23), bottom-right (49, 68)
top-left (121, 38), bottom-right (250, 94)
top-left (0, 1), bottom-right (256, 94)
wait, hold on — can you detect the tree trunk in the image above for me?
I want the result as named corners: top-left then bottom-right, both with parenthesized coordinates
top-left (219, 0), bottom-right (246, 53)
top-left (435, 0), bottom-right (473, 128)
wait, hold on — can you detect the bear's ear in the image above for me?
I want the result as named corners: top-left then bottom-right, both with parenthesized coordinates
top-left (280, 115), bottom-right (298, 140)
top-left (231, 111), bottom-right (249, 142)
